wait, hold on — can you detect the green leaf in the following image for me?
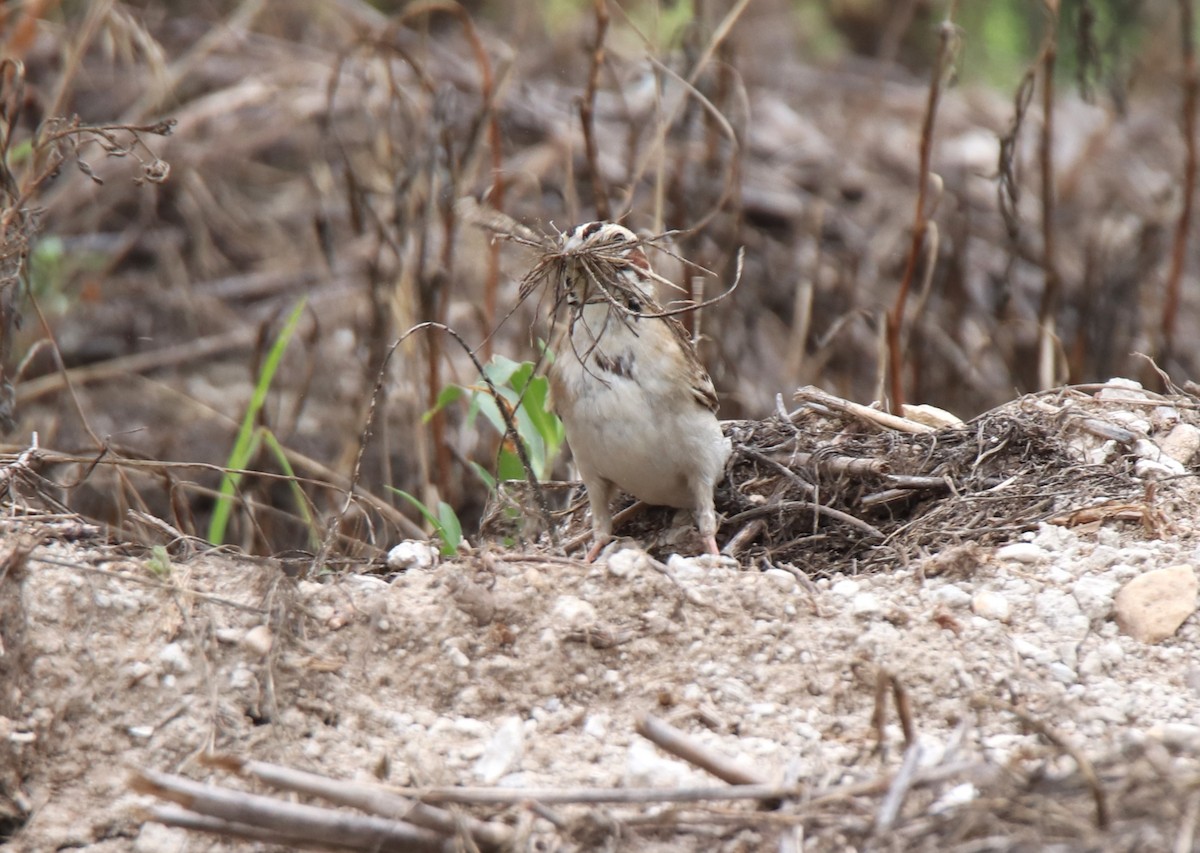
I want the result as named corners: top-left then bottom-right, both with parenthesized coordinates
top-left (209, 297), bottom-right (307, 545)
top-left (436, 501), bottom-right (462, 551)
top-left (260, 428), bottom-right (320, 550)
top-left (497, 448), bottom-right (524, 482)
top-left (468, 461), bottom-right (497, 491)
top-left (389, 489), bottom-right (462, 556)
top-left (425, 384), bottom-right (465, 423)
top-left (482, 354), bottom-right (522, 387)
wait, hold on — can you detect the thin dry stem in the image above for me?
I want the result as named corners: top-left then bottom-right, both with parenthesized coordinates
top-left (885, 10), bottom-right (958, 411)
top-left (1160, 0), bottom-right (1197, 369)
top-left (1036, 5), bottom-right (1061, 390)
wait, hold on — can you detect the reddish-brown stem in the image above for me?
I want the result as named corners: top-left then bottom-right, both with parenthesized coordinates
top-left (1161, 0), bottom-right (1197, 369)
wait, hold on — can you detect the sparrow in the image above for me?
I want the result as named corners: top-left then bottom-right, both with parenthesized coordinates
top-left (546, 221), bottom-right (731, 560)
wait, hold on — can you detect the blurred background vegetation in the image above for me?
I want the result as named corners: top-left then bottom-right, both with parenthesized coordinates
top-left (1, 0), bottom-right (1197, 556)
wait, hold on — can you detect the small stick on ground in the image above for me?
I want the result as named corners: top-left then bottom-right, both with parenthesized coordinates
top-left (636, 713), bottom-right (767, 786)
top-left (974, 694), bottom-right (1109, 830)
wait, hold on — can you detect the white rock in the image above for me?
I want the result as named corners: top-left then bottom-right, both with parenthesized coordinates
top-left (1078, 650), bottom-right (1103, 677)
top-left (297, 580), bottom-right (324, 597)
top-left (1044, 566), bottom-right (1073, 584)
top-left (242, 625), bottom-right (273, 657)
top-left (552, 595), bottom-right (598, 630)
top-left (228, 664), bottom-right (257, 690)
top-left (607, 548), bottom-right (648, 578)
top-left (830, 579), bottom-right (861, 597)
top-left (473, 716), bottom-right (524, 784)
top-left (583, 714), bottom-right (610, 740)
top-left (933, 585), bottom-right (972, 608)
top-left (1012, 637), bottom-right (1054, 664)
top-left (386, 540), bottom-right (437, 570)
top-left (1033, 523), bottom-right (1075, 551)
top-left (1096, 378), bottom-right (1145, 398)
top-left (996, 542), bottom-right (1046, 565)
top-left (1150, 406), bottom-right (1181, 429)
top-left (1109, 412), bottom-right (1151, 435)
top-left (667, 553), bottom-right (707, 579)
top-left (1114, 565), bottom-right (1199, 644)
top-left (624, 740), bottom-right (691, 788)
top-left (1135, 457), bottom-right (1186, 479)
top-left (1034, 590), bottom-right (1089, 639)
top-left (158, 642), bottom-right (191, 674)
top-left (1048, 662), bottom-right (1077, 685)
top-left (134, 823), bottom-right (189, 853)
top-left (763, 568), bottom-right (798, 591)
top-left (1149, 722), bottom-right (1200, 751)
top-left (971, 590), bottom-right (1011, 622)
top-left (851, 592), bottom-right (882, 616)
top-left (1098, 640), bottom-right (1125, 665)
top-left (1159, 423), bottom-right (1200, 465)
top-left (1071, 575), bottom-right (1120, 621)
top-left (930, 782), bottom-right (978, 814)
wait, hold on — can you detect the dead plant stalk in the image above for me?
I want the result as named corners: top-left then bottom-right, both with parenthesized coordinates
top-left (1161, 0), bottom-right (1198, 367)
top-left (1037, 2), bottom-right (1061, 390)
top-left (886, 5), bottom-right (958, 411)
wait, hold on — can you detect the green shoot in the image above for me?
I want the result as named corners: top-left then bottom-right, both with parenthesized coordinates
top-left (390, 488), bottom-right (463, 556)
top-left (208, 297), bottom-right (307, 546)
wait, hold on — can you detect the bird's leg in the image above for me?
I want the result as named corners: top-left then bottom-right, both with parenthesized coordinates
top-left (693, 483), bottom-right (722, 556)
top-left (582, 474), bottom-right (617, 563)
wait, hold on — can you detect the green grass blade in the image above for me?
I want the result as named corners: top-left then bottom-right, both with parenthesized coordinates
top-left (208, 297), bottom-right (307, 545)
top-left (260, 428), bottom-right (320, 550)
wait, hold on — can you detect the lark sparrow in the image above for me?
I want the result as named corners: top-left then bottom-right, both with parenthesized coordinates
top-left (547, 222), bottom-right (731, 560)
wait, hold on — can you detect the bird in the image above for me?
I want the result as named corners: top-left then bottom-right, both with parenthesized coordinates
top-left (546, 221), bottom-right (731, 561)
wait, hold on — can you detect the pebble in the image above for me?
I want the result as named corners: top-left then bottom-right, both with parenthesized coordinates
top-left (971, 590), bottom-right (1011, 622)
top-left (830, 579), bottom-right (860, 597)
top-left (1096, 378), bottom-right (1145, 398)
top-left (242, 625), bottom-right (273, 656)
top-left (1159, 423), bottom-right (1200, 465)
top-left (1048, 662), bottom-right (1077, 685)
top-left (607, 548), bottom-right (648, 578)
top-left (1070, 575), bottom-right (1120, 621)
top-left (1034, 589), bottom-right (1089, 639)
top-left (134, 823), bottom-right (189, 853)
top-left (996, 542), bottom-right (1046, 564)
top-left (1149, 722), bottom-right (1200, 751)
top-left (473, 716), bottom-right (524, 784)
top-left (158, 642), bottom-right (191, 674)
top-left (930, 782), bottom-right (978, 814)
top-left (552, 595), bottom-right (598, 629)
top-left (851, 592), bottom-right (882, 616)
top-left (1114, 564), bottom-right (1199, 643)
top-left (1012, 637), bottom-right (1054, 664)
top-left (624, 739), bottom-right (692, 788)
top-left (386, 540), bottom-right (436, 571)
top-left (763, 568), bottom-right (798, 591)
top-left (933, 584), bottom-right (972, 608)
top-left (583, 714), bottom-right (609, 739)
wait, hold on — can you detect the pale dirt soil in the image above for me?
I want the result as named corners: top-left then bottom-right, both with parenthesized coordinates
top-left (4, 386), bottom-right (1200, 852)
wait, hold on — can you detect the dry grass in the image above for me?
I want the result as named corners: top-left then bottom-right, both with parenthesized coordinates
top-left (0, 1), bottom-right (1197, 561)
